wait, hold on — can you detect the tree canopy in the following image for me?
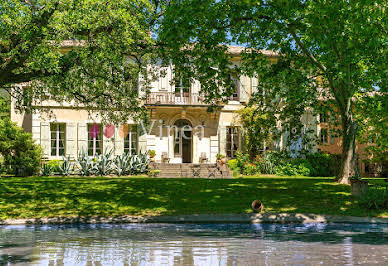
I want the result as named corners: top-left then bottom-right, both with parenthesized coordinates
top-left (0, 0), bottom-right (168, 122)
top-left (159, 0), bottom-right (387, 183)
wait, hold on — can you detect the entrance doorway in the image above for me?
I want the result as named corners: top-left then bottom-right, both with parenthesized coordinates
top-left (174, 119), bottom-right (192, 163)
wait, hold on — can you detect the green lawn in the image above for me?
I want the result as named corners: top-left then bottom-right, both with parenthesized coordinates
top-left (0, 176), bottom-right (386, 220)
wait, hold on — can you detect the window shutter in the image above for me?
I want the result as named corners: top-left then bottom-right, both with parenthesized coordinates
top-left (66, 123), bottom-right (76, 159)
top-left (251, 76), bottom-right (258, 94)
top-left (40, 122), bottom-right (50, 158)
top-left (77, 122), bottom-right (87, 156)
top-left (218, 126), bottom-right (227, 156)
top-left (239, 75), bottom-right (248, 103)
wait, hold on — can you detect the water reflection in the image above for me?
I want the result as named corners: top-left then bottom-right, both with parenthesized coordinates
top-left (0, 223), bottom-right (387, 265)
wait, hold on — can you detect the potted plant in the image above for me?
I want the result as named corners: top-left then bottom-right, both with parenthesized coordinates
top-left (148, 150), bottom-right (156, 162)
top-left (216, 153), bottom-right (226, 165)
top-left (350, 175), bottom-right (369, 197)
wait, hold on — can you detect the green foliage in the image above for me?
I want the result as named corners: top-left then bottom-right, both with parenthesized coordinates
top-left (0, 119), bottom-right (42, 176)
top-left (148, 150), bottom-right (156, 158)
top-left (58, 156), bottom-right (73, 176)
top-left (0, 0), bottom-right (169, 123)
top-left (216, 153), bottom-right (225, 159)
top-left (227, 159), bottom-right (238, 170)
top-left (356, 94), bottom-right (388, 164)
top-left (274, 162), bottom-right (311, 177)
top-left (46, 160), bottom-right (62, 173)
top-left (0, 94), bottom-right (10, 120)
top-left (115, 153), bottom-right (132, 176)
top-left (95, 150), bottom-right (114, 176)
top-left (234, 150), bottom-right (335, 177)
top-left (41, 164), bottom-right (53, 176)
top-left (160, 0), bottom-right (387, 182)
top-left (358, 186), bottom-right (388, 211)
top-left (129, 152), bottom-right (149, 174)
top-left (237, 106), bottom-right (277, 157)
top-left (76, 150), bottom-right (95, 176)
top-left (147, 169), bottom-right (161, 177)
top-left (243, 162), bottom-right (260, 176)
top-left (305, 152), bottom-right (337, 177)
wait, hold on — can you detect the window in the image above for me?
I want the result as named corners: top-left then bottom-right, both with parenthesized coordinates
top-left (174, 72), bottom-right (190, 94)
top-left (320, 128), bottom-right (328, 144)
top-left (230, 75), bottom-right (240, 101)
top-left (226, 127), bottom-right (241, 158)
top-left (124, 125), bottom-right (138, 155)
top-left (88, 124), bottom-right (103, 156)
top-left (50, 123), bottom-right (66, 156)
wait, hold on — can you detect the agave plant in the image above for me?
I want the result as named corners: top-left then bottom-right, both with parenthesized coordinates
top-left (114, 153), bottom-right (131, 176)
top-left (76, 150), bottom-right (95, 176)
top-left (95, 149), bottom-right (114, 176)
top-left (41, 163), bottom-right (53, 176)
top-left (129, 151), bottom-right (150, 174)
top-left (59, 155), bottom-right (73, 176)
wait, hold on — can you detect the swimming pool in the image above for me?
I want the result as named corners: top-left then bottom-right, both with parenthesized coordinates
top-left (1, 223), bottom-right (387, 265)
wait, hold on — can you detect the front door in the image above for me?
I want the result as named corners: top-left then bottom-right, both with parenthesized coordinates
top-left (174, 119), bottom-right (192, 163)
top-left (182, 130), bottom-right (192, 163)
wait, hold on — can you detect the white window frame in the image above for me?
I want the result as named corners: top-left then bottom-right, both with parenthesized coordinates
top-left (50, 123), bottom-right (66, 157)
top-left (88, 124), bottom-right (103, 156)
top-left (124, 125), bottom-right (138, 155)
top-left (226, 126), bottom-right (241, 158)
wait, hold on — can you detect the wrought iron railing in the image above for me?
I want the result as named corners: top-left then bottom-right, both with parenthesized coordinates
top-left (145, 92), bottom-right (210, 105)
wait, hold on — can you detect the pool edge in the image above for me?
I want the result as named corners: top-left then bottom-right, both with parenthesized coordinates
top-left (2, 213), bottom-right (388, 225)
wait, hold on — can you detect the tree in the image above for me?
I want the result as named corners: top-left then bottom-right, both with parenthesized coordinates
top-left (0, 0), bottom-right (167, 123)
top-left (159, 0), bottom-right (387, 184)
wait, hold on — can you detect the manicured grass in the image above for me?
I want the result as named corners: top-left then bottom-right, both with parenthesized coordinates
top-left (0, 176), bottom-right (386, 220)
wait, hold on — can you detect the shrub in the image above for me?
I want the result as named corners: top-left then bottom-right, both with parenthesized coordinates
top-left (115, 153), bottom-right (131, 176)
top-left (227, 159), bottom-right (238, 170)
top-left (46, 160), bottom-right (62, 173)
top-left (76, 150), bottom-right (95, 176)
top-left (95, 150), bottom-right (114, 175)
top-left (305, 152), bottom-right (335, 176)
top-left (148, 169), bottom-right (161, 177)
top-left (274, 162), bottom-right (311, 176)
top-left (358, 186), bottom-right (388, 210)
top-left (41, 163), bottom-right (53, 176)
top-left (129, 151), bottom-right (149, 174)
top-left (0, 119), bottom-right (42, 176)
top-left (243, 162), bottom-right (260, 175)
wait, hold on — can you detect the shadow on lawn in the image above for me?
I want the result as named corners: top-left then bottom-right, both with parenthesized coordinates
top-left (0, 177), bottom-right (385, 219)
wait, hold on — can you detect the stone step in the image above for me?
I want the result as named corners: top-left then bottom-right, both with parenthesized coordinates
top-left (150, 163), bottom-right (233, 179)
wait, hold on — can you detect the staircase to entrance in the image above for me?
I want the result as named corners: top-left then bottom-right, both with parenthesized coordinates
top-left (150, 163), bottom-right (233, 178)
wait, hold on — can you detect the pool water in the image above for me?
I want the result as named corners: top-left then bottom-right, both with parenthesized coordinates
top-left (0, 223), bottom-right (387, 265)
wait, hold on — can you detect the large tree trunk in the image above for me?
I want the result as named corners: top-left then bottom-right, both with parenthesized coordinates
top-left (336, 106), bottom-right (358, 185)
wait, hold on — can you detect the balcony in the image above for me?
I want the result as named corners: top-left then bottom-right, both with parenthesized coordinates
top-left (145, 92), bottom-right (212, 106)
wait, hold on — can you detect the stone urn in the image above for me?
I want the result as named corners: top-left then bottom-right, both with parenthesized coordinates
top-left (251, 200), bottom-right (264, 213)
top-left (350, 178), bottom-right (369, 197)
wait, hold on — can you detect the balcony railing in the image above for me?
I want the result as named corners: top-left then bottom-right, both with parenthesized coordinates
top-left (145, 92), bottom-right (211, 106)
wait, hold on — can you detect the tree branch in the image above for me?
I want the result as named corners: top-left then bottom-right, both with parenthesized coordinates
top-left (287, 26), bottom-right (327, 74)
